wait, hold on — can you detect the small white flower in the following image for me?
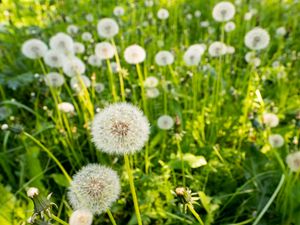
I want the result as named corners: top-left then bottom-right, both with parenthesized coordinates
top-left (70, 75), bottom-right (91, 92)
top-left (43, 49), bottom-right (66, 68)
top-left (69, 209), bottom-right (93, 225)
top-left (146, 88), bottom-right (160, 98)
top-left (113, 6), bottom-right (125, 17)
top-left (1, 124), bottom-right (8, 130)
top-left (263, 113), bottom-right (279, 127)
top-left (91, 102), bottom-right (150, 155)
top-left (97, 18), bottom-right (119, 39)
top-left (68, 164), bottom-right (120, 215)
top-left (145, 0), bottom-right (154, 7)
top-left (94, 83), bottom-right (105, 93)
top-left (144, 76), bottom-right (159, 88)
top-left (157, 8), bottom-right (169, 20)
top-left (188, 44), bottom-right (206, 55)
top-left (245, 27), bottom-right (270, 50)
top-left (63, 57), bottom-right (86, 77)
top-left (286, 152), bottom-right (300, 172)
top-left (124, 44), bottom-right (146, 64)
top-left (82, 32), bottom-right (93, 41)
top-left (244, 12), bottom-right (253, 21)
top-left (269, 134), bottom-right (284, 148)
top-left (186, 14), bottom-right (193, 20)
top-left (194, 10), bottom-right (201, 18)
top-left (50, 32), bottom-right (74, 55)
top-left (155, 50), bottom-right (174, 66)
top-left (226, 45), bottom-right (235, 54)
top-left (95, 42), bottom-right (116, 60)
top-left (67, 25), bottom-right (79, 35)
top-left (74, 42), bottom-right (85, 54)
top-left (85, 14), bottom-right (94, 22)
top-left (183, 49), bottom-right (201, 66)
top-left (224, 21), bottom-right (236, 32)
top-left (208, 41), bottom-right (227, 57)
top-left (21, 39), bottom-right (48, 59)
top-left (200, 21), bottom-right (209, 27)
top-left (44, 72), bottom-right (65, 88)
top-left (245, 51), bottom-right (256, 63)
top-left (58, 102), bottom-right (75, 113)
top-left (157, 115), bottom-right (174, 130)
top-left (88, 55), bottom-right (102, 67)
top-left (212, 1), bottom-right (235, 22)
top-left (276, 27), bottom-right (286, 36)
top-left (27, 187), bottom-right (39, 198)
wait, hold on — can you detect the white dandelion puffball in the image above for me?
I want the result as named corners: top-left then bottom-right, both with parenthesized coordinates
top-left (113, 6), bottom-right (125, 17)
top-left (263, 113), bottom-right (279, 128)
top-left (157, 8), bottom-right (169, 20)
top-left (250, 57), bottom-right (261, 67)
top-left (95, 42), bottom-right (116, 60)
top-left (146, 88), bottom-right (160, 99)
top-left (63, 57), bottom-right (86, 77)
top-left (85, 14), bottom-right (94, 22)
top-left (124, 44), bottom-right (146, 64)
top-left (157, 115), bottom-right (174, 130)
top-left (44, 72), bottom-right (65, 88)
top-left (245, 27), bottom-right (270, 50)
top-left (226, 46), bottom-right (235, 54)
top-left (144, 76), bottom-right (159, 88)
top-left (286, 152), bottom-right (300, 172)
top-left (43, 49), bottom-right (66, 68)
top-left (245, 51), bottom-right (256, 63)
top-left (27, 187), bottom-right (39, 198)
top-left (70, 75), bottom-right (91, 92)
top-left (69, 209), bottom-right (93, 225)
top-left (110, 62), bottom-right (120, 73)
top-left (155, 50), bottom-right (174, 66)
top-left (224, 21), bottom-right (236, 32)
top-left (188, 44), bottom-right (206, 55)
top-left (50, 32), bottom-right (74, 55)
top-left (276, 27), bottom-right (286, 36)
top-left (194, 10), bottom-right (201, 18)
top-left (200, 21), bottom-right (210, 27)
top-left (183, 49), bottom-right (201, 66)
top-left (212, 1), bottom-right (235, 22)
top-left (68, 164), bottom-right (120, 215)
top-left (21, 39), bottom-right (48, 59)
top-left (145, 0), bottom-right (154, 7)
top-left (91, 102), bottom-right (150, 155)
top-left (74, 42), bottom-right (85, 54)
top-left (97, 18), bottom-right (119, 39)
top-left (88, 55), bottom-right (102, 67)
top-left (94, 83), bottom-right (105, 93)
top-left (58, 102), bottom-right (75, 113)
top-left (67, 25), bottom-right (79, 35)
top-left (269, 134), bottom-right (284, 148)
top-left (82, 32), bottom-right (93, 41)
top-left (208, 41), bottom-right (227, 57)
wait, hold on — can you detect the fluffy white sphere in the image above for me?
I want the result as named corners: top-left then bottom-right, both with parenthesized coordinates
top-left (58, 102), bottom-right (75, 113)
top-left (88, 55), bottom-right (102, 67)
top-left (81, 32), bottom-right (93, 41)
top-left (21, 39), bottom-right (48, 59)
top-left (91, 102), bottom-right (150, 155)
top-left (269, 134), bottom-right (284, 148)
top-left (69, 209), bottom-right (93, 225)
top-left (208, 41), bottom-right (227, 57)
top-left (63, 57), bottom-right (86, 77)
top-left (276, 27), bottom-right (286, 36)
top-left (97, 18), bottom-right (119, 39)
top-left (43, 49), bottom-right (66, 68)
top-left (74, 42), bottom-right (85, 54)
top-left (124, 44), bottom-right (146, 64)
top-left (94, 82), bottom-right (105, 93)
top-left (286, 152), bottom-right (300, 172)
top-left (68, 164), bottom-right (120, 215)
top-left (146, 88), bottom-right (160, 99)
top-left (212, 1), bottom-right (235, 22)
top-left (244, 27), bottom-right (270, 50)
top-left (144, 76), bottom-right (159, 88)
top-left (183, 49), bottom-right (201, 66)
top-left (85, 14), bottom-right (94, 22)
top-left (157, 115), bottom-right (174, 130)
top-left (263, 113), bottom-right (279, 128)
top-left (95, 42), bottom-right (116, 60)
top-left (113, 6), bottom-right (125, 17)
top-left (155, 50), bottom-right (174, 66)
top-left (67, 25), bottom-right (79, 35)
top-left (157, 8), bottom-right (169, 20)
top-left (44, 72), bottom-right (65, 88)
top-left (224, 21), bottom-right (236, 32)
top-left (70, 75), bottom-right (91, 92)
top-left (50, 32), bottom-right (74, 55)
top-left (27, 187), bottom-right (39, 198)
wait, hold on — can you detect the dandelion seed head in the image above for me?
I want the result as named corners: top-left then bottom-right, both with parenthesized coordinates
top-left (91, 102), bottom-right (150, 155)
top-left (70, 75), bottom-right (91, 92)
top-left (43, 49), bottom-right (66, 68)
top-left (69, 209), bottom-right (93, 225)
top-left (269, 134), bottom-right (284, 148)
top-left (212, 1), bottom-right (235, 22)
top-left (88, 55), bottom-right (102, 67)
top-left (208, 41), bottom-right (227, 57)
top-left (183, 49), bottom-right (201, 66)
top-left (276, 27), bottom-right (286, 36)
top-left (27, 187), bottom-right (39, 198)
top-left (85, 14), bottom-right (94, 22)
top-left (286, 152), bottom-right (300, 172)
top-left (124, 44), bottom-right (146, 64)
top-left (245, 27), bottom-right (270, 50)
top-left (82, 32), bottom-right (93, 41)
top-left (113, 6), bottom-right (125, 17)
top-left (67, 25), bottom-right (79, 35)
top-left (21, 39), bottom-right (48, 59)
top-left (63, 57), bottom-right (86, 77)
top-left (94, 83), bottom-right (105, 93)
top-left (157, 115), bottom-right (174, 130)
top-left (95, 42), bottom-right (116, 60)
top-left (224, 21), bottom-right (236, 32)
top-left (97, 18), bottom-right (119, 39)
top-left (155, 50), bottom-right (174, 66)
top-left (50, 32), bottom-right (74, 55)
top-left (74, 42), bottom-right (85, 54)
top-left (58, 102), bottom-right (75, 113)
top-left (263, 113), bottom-right (279, 127)
top-left (157, 8), bottom-right (169, 20)
top-left (144, 76), bottom-right (159, 88)
top-left (44, 72), bottom-right (65, 88)
top-left (68, 164), bottom-right (120, 215)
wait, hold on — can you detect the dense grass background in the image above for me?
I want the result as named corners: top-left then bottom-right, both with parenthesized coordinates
top-left (0, 0), bottom-right (300, 224)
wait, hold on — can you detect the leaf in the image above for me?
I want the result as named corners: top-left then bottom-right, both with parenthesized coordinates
top-left (51, 174), bottom-right (69, 187)
top-left (183, 153), bottom-right (207, 168)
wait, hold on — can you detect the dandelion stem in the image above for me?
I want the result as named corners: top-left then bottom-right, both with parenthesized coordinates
top-left (107, 209), bottom-right (118, 225)
top-left (124, 154), bottom-right (143, 225)
top-left (187, 204), bottom-right (205, 225)
top-left (23, 132), bottom-right (72, 183)
top-left (51, 215), bottom-right (69, 225)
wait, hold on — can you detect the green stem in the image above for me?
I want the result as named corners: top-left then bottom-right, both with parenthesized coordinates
top-left (187, 204), bottom-right (205, 225)
top-left (124, 154), bottom-right (143, 225)
top-left (107, 209), bottom-right (118, 225)
top-left (51, 215), bottom-right (69, 225)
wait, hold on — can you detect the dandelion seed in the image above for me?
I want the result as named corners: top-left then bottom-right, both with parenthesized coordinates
top-left (208, 41), bottom-right (227, 57)
top-left (69, 209), bottom-right (93, 225)
top-left (91, 102), bottom-right (150, 154)
top-left (58, 102), bottom-right (75, 113)
top-left (124, 44), bottom-right (146, 64)
top-left (155, 50), bottom-right (174, 66)
top-left (68, 164), bottom-right (120, 215)
top-left (286, 152), bottom-right (300, 172)
top-left (50, 32), bottom-right (74, 55)
top-left (21, 39), bottom-right (48, 59)
top-left (43, 49), bottom-right (66, 68)
top-left (63, 57), bottom-right (86, 77)
top-left (44, 72), bottom-right (65, 88)
top-left (157, 115), bottom-right (174, 130)
top-left (97, 18), bottom-right (119, 39)
top-left (269, 134), bottom-right (284, 148)
top-left (263, 113), bottom-right (279, 128)
top-left (212, 1), bottom-right (235, 22)
top-left (245, 27), bottom-right (270, 50)
top-left (95, 42), bottom-right (116, 60)
top-left (157, 8), bottom-right (169, 20)
top-left (144, 76), bottom-right (159, 88)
